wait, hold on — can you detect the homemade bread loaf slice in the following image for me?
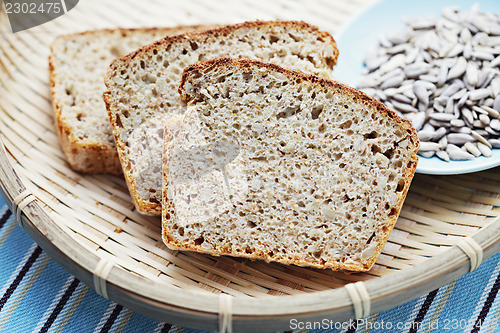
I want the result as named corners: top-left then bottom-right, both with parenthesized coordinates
top-left (103, 20), bottom-right (338, 215)
top-left (49, 25), bottom-right (210, 174)
top-left (163, 58), bottom-right (419, 271)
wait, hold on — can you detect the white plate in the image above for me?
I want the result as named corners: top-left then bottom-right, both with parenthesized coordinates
top-left (333, 0), bottom-right (500, 175)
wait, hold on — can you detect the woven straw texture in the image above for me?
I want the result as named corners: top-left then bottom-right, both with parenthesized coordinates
top-left (1, 0), bottom-right (500, 331)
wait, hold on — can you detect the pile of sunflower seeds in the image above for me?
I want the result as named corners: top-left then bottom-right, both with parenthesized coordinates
top-left (358, 4), bottom-right (500, 161)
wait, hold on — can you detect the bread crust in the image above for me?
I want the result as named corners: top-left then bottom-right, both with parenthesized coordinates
top-left (103, 20), bottom-right (339, 215)
top-left (163, 57), bottom-right (419, 271)
top-left (109, 20), bottom-right (338, 73)
top-left (49, 25), bottom-right (213, 175)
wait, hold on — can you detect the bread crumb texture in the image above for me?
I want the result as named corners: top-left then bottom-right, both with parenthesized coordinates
top-left (163, 58), bottom-right (419, 271)
top-left (49, 27), bottom-right (206, 174)
top-left (104, 20), bottom-right (338, 214)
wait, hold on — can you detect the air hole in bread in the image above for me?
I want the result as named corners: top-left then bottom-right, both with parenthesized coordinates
top-left (247, 221), bottom-right (257, 228)
top-left (364, 131), bottom-right (378, 139)
top-left (190, 41), bottom-right (198, 51)
top-left (115, 115), bottom-right (124, 128)
top-left (178, 226), bottom-right (184, 236)
top-left (311, 105), bottom-right (323, 119)
top-left (277, 106), bottom-right (300, 119)
top-left (396, 179), bottom-right (405, 192)
top-left (140, 60), bottom-right (145, 69)
top-left (194, 237), bottom-right (204, 246)
top-left (75, 113), bottom-right (85, 121)
top-left (371, 144), bottom-right (381, 154)
top-left (340, 120), bottom-right (352, 129)
top-left (384, 148), bottom-right (394, 159)
top-left (269, 35), bottom-right (279, 43)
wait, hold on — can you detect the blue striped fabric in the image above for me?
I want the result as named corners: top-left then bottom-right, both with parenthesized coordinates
top-left (0, 196), bottom-right (499, 333)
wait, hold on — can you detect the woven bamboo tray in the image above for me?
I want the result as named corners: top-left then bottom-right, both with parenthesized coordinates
top-left (1, 0), bottom-right (500, 331)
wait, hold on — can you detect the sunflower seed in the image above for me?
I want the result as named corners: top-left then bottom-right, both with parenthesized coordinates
top-left (439, 136), bottom-right (448, 149)
top-left (460, 27), bottom-right (472, 43)
top-left (490, 56), bottom-right (500, 68)
top-left (419, 142), bottom-right (441, 151)
top-left (447, 44), bottom-right (464, 58)
top-left (432, 127), bottom-right (447, 141)
top-left (381, 74), bottom-right (404, 89)
top-left (447, 133), bottom-right (474, 145)
top-left (405, 63), bottom-right (429, 78)
top-left (392, 93), bottom-right (412, 104)
top-left (437, 65), bottom-right (449, 87)
top-left (420, 151), bottom-right (436, 158)
top-left (478, 142), bottom-right (493, 157)
top-left (472, 51), bottom-right (495, 61)
top-left (491, 78), bottom-right (500, 96)
top-left (469, 89), bottom-right (492, 100)
top-left (465, 63), bottom-right (479, 86)
top-left (481, 105), bottom-right (500, 119)
top-left (452, 127), bottom-right (472, 134)
top-left (473, 105), bottom-right (488, 115)
top-left (464, 142), bottom-right (482, 156)
top-left (473, 120), bottom-right (487, 128)
top-left (479, 114), bottom-right (490, 126)
top-left (486, 126), bottom-right (500, 136)
top-left (408, 113), bottom-right (425, 131)
top-left (489, 139), bottom-right (500, 148)
top-left (392, 100), bottom-right (418, 113)
top-left (442, 82), bottom-right (461, 97)
top-left (413, 81), bottom-right (429, 104)
top-left (418, 130), bottom-right (435, 142)
top-left (462, 108), bottom-right (474, 125)
top-left (494, 96), bottom-right (500, 111)
top-left (463, 42), bottom-right (473, 58)
top-left (471, 130), bottom-right (492, 148)
top-left (490, 119), bottom-right (500, 131)
top-left (450, 119), bottom-right (466, 127)
top-left (446, 144), bottom-right (474, 160)
top-left (429, 119), bottom-right (450, 128)
top-left (430, 113), bottom-right (455, 121)
top-left (436, 150), bottom-right (450, 162)
top-left (479, 71), bottom-right (495, 89)
top-left (447, 57), bottom-right (467, 80)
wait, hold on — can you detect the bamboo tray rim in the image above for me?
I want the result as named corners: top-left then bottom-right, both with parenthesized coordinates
top-left (1, 138), bottom-right (500, 331)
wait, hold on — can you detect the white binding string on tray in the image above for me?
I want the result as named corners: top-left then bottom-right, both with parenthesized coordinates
top-left (345, 281), bottom-right (371, 319)
top-left (456, 237), bottom-right (483, 272)
top-left (93, 259), bottom-right (115, 299)
top-left (12, 189), bottom-right (35, 228)
top-left (219, 293), bottom-right (233, 333)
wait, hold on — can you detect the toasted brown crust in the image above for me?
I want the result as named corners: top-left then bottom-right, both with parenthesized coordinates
top-left (165, 57), bottom-right (420, 271)
top-left (109, 20), bottom-right (338, 74)
top-left (50, 25), bottom-right (215, 175)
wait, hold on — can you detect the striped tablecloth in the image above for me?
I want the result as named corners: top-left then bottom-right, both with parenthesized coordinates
top-left (0, 194), bottom-right (499, 332)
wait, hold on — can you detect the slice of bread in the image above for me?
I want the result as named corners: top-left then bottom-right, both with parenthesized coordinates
top-left (163, 58), bottom-right (419, 271)
top-left (49, 25), bottom-right (211, 174)
top-left (103, 20), bottom-right (338, 215)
